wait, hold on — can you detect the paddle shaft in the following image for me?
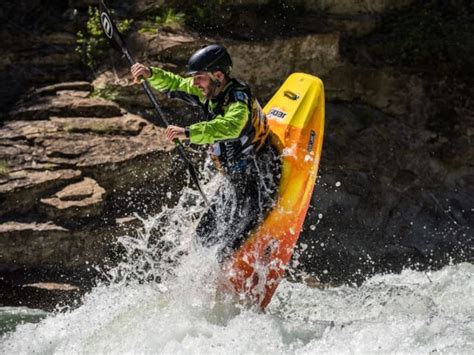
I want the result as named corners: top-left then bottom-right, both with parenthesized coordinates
top-left (122, 49), bottom-right (170, 126)
top-left (99, 2), bottom-right (208, 205)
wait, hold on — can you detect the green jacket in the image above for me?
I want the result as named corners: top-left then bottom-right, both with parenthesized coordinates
top-left (148, 66), bottom-right (269, 171)
top-left (148, 67), bottom-right (250, 145)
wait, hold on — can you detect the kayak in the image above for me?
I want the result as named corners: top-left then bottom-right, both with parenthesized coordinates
top-left (222, 73), bottom-right (325, 310)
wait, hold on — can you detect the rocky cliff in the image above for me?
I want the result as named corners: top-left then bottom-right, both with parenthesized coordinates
top-left (0, 0), bottom-right (472, 308)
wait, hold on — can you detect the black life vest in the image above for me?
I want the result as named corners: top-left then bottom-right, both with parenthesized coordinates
top-left (203, 79), bottom-right (269, 172)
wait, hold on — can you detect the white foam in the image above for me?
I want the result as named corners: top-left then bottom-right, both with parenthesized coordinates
top-left (1, 164), bottom-right (472, 354)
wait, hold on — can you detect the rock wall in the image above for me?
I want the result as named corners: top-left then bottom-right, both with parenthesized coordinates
top-left (302, 0), bottom-right (416, 14)
top-left (0, 82), bottom-right (188, 272)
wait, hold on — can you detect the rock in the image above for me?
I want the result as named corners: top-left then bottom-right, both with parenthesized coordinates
top-left (130, 30), bottom-right (198, 59)
top-left (333, 14), bottom-right (377, 35)
top-left (1, 82), bottom-right (189, 228)
top-left (129, 32), bottom-right (426, 121)
top-left (0, 221), bottom-right (69, 266)
top-left (390, 169), bottom-right (418, 192)
top-left (0, 113), bottom-right (179, 219)
top-left (50, 114), bottom-right (148, 135)
top-left (0, 80), bottom-right (182, 219)
top-left (29, 82), bottom-right (93, 97)
top-left (303, 0), bottom-right (415, 14)
top-left (18, 282), bottom-right (82, 310)
top-left (105, 32), bottom-right (342, 103)
top-left (0, 169), bottom-right (82, 217)
top-left (0, 114), bottom-right (179, 202)
top-left (114, 216), bottom-right (143, 235)
top-left (129, 0), bottom-right (415, 17)
top-left (0, 279), bottom-right (84, 312)
top-left (116, 216), bottom-right (140, 225)
top-left (295, 102), bottom-right (473, 283)
top-left (40, 177), bottom-right (106, 219)
top-left (227, 33), bottom-right (341, 96)
top-left (56, 90), bottom-right (90, 98)
top-left (126, 31), bottom-right (427, 123)
top-left (9, 91), bottom-right (123, 120)
top-left (323, 64), bottom-right (427, 120)
top-left (23, 282), bottom-right (79, 291)
top-left (38, 32), bottom-right (76, 46)
top-left (0, 120), bottom-right (60, 140)
top-left (0, 220), bottom-right (117, 268)
top-left (0, 221), bottom-right (68, 234)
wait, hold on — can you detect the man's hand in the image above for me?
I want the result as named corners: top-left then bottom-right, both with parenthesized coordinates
top-left (165, 125), bottom-right (187, 142)
top-left (131, 63), bottom-right (151, 84)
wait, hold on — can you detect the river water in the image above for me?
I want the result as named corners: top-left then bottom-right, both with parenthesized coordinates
top-left (1, 183), bottom-right (473, 354)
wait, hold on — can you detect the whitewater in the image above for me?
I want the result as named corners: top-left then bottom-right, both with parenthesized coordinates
top-left (1, 179), bottom-right (473, 354)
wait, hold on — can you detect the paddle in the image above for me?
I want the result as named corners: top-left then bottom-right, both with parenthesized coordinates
top-left (98, 1), bottom-right (209, 205)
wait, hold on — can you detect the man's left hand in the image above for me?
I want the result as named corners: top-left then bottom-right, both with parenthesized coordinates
top-left (165, 125), bottom-right (187, 142)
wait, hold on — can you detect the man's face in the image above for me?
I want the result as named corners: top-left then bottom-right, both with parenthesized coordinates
top-left (192, 72), bottom-right (218, 99)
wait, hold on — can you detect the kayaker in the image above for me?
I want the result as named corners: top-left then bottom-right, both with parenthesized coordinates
top-left (131, 44), bottom-right (280, 260)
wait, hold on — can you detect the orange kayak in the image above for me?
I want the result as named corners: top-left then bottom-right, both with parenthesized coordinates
top-left (222, 73), bottom-right (325, 310)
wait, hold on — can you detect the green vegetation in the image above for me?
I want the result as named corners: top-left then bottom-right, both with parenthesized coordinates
top-left (61, 120), bottom-right (116, 134)
top-left (90, 85), bottom-right (120, 101)
top-left (76, 6), bottom-right (133, 71)
top-left (0, 160), bottom-right (9, 176)
top-left (78, 122), bottom-right (113, 134)
top-left (40, 163), bottom-right (57, 171)
top-left (139, 8), bottom-right (186, 33)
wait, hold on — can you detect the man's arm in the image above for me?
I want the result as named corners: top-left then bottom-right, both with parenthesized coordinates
top-left (188, 101), bottom-right (249, 144)
top-left (148, 67), bottom-right (205, 102)
top-left (130, 63), bottom-right (205, 102)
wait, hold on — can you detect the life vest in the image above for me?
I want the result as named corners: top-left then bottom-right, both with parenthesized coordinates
top-left (204, 79), bottom-right (270, 172)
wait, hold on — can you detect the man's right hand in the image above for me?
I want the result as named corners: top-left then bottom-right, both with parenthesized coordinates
top-left (131, 63), bottom-right (151, 84)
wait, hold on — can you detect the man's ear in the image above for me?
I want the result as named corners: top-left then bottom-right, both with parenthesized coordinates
top-left (214, 71), bottom-right (225, 82)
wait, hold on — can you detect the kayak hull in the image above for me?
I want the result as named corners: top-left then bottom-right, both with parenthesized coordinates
top-left (223, 73), bottom-right (325, 310)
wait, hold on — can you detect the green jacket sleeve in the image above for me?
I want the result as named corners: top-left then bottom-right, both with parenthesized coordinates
top-left (188, 101), bottom-right (249, 144)
top-left (148, 67), bottom-right (205, 102)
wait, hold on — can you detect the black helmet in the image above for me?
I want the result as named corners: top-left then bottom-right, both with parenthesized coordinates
top-left (186, 44), bottom-right (232, 75)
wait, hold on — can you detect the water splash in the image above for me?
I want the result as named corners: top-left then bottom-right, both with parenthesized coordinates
top-left (1, 172), bottom-right (472, 353)
top-left (1, 262), bottom-right (472, 354)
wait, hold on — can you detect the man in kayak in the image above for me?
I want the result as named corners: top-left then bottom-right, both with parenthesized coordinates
top-left (131, 44), bottom-right (280, 260)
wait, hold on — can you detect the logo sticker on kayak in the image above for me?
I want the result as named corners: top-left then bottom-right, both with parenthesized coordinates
top-left (267, 108), bottom-right (287, 121)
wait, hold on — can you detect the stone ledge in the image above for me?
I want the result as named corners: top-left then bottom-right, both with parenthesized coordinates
top-left (0, 169), bottom-right (83, 217)
top-left (28, 82), bottom-right (93, 97)
top-left (9, 91), bottom-right (123, 121)
top-left (40, 177), bottom-right (106, 219)
top-left (0, 221), bottom-right (68, 234)
top-left (0, 221), bottom-right (117, 268)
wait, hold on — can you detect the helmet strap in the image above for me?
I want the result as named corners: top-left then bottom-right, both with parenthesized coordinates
top-left (208, 72), bottom-right (221, 87)
top-left (208, 72), bottom-right (223, 97)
